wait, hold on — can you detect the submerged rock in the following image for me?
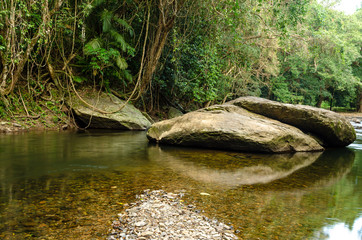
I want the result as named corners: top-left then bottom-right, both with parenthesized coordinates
top-left (228, 96), bottom-right (356, 147)
top-left (69, 90), bottom-right (151, 130)
top-left (147, 105), bottom-right (323, 153)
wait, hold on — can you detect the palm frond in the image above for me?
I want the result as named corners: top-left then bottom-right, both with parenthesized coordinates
top-left (114, 18), bottom-right (134, 37)
top-left (116, 56), bottom-right (128, 70)
top-left (123, 69), bottom-right (133, 82)
top-left (83, 38), bottom-right (102, 55)
top-left (109, 29), bottom-right (128, 52)
top-left (92, 0), bottom-right (106, 8)
top-left (101, 9), bottom-right (113, 33)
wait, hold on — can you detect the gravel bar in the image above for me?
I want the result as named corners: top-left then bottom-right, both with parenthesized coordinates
top-left (108, 190), bottom-right (238, 240)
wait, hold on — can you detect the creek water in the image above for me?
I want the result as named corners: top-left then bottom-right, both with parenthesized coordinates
top-left (0, 123), bottom-right (361, 239)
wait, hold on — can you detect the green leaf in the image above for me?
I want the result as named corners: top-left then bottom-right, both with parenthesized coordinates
top-left (123, 70), bottom-right (133, 82)
top-left (116, 56), bottom-right (128, 70)
top-left (101, 9), bottom-right (113, 33)
top-left (92, 0), bottom-right (105, 8)
top-left (83, 38), bottom-right (102, 55)
top-left (114, 18), bottom-right (134, 37)
top-left (109, 30), bottom-right (127, 52)
top-left (73, 76), bottom-right (87, 83)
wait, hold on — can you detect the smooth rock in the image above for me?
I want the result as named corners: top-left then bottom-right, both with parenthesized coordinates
top-left (228, 96), bottom-right (356, 147)
top-left (147, 105), bottom-right (323, 153)
top-left (69, 90), bottom-right (151, 130)
top-left (134, 221), bottom-right (147, 227)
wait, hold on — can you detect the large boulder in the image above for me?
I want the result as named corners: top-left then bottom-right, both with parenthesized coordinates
top-left (70, 90), bottom-right (151, 130)
top-left (147, 105), bottom-right (324, 153)
top-left (228, 97), bottom-right (356, 147)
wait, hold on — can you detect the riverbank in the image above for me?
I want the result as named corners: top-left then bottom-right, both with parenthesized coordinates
top-left (339, 112), bottom-right (362, 120)
top-left (0, 96), bottom-right (72, 133)
top-left (108, 190), bottom-right (237, 240)
top-left (0, 118), bottom-right (71, 134)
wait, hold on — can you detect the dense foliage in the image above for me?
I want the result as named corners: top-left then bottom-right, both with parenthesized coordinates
top-left (0, 0), bottom-right (361, 116)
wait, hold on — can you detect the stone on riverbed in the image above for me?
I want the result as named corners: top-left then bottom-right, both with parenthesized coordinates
top-left (228, 96), bottom-right (356, 147)
top-left (108, 190), bottom-right (238, 240)
top-left (147, 105), bottom-right (323, 153)
top-left (69, 90), bottom-right (151, 130)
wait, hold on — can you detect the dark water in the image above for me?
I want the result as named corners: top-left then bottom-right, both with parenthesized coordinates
top-left (0, 125), bottom-right (361, 239)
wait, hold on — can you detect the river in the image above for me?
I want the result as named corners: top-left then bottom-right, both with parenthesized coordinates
top-left (0, 123), bottom-right (361, 239)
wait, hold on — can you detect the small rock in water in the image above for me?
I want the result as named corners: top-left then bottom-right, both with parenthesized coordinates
top-left (134, 221), bottom-right (147, 227)
top-left (200, 192), bottom-right (211, 196)
top-left (108, 190), bottom-right (238, 239)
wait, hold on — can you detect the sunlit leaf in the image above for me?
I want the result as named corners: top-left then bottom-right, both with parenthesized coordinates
top-left (116, 56), bottom-right (128, 70)
top-left (83, 38), bottom-right (102, 55)
top-left (73, 76), bottom-right (87, 83)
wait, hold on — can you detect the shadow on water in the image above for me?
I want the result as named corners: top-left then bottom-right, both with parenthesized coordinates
top-left (0, 130), bottom-right (361, 239)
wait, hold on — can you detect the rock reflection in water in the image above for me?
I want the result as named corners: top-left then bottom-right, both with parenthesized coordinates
top-left (263, 148), bottom-right (355, 191)
top-left (183, 147), bottom-right (357, 240)
top-left (149, 146), bottom-right (322, 188)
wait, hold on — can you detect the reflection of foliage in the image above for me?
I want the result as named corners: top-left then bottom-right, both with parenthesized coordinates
top-left (332, 151), bottom-right (362, 227)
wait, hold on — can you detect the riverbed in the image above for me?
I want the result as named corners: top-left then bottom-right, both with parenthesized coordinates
top-left (0, 123), bottom-right (361, 239)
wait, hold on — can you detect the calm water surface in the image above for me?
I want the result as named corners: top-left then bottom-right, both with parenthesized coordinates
top-left (0, 124), bottom-right (361, 239)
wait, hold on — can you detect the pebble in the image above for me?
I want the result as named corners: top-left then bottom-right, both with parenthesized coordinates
top-left (108, 190), bottom-right (238, 240)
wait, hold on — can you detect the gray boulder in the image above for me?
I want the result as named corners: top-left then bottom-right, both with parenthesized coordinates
top-left (147, 105), bottom-right (324, 153)
top-left (228, 96), bottom-right (356, 147)
top-left (70, 90), bottom-right (151, 130)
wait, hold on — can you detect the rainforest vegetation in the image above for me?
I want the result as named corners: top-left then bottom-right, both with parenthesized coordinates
top-left (0, 0), bottom-right (361, 124)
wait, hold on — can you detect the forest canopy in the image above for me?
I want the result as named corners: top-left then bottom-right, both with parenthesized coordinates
top-left (0, 0), bottom-right (361, 118)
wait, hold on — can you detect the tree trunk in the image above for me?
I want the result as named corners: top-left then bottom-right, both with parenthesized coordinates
top-left (0, 0), bottom-right (63, 95)
top-left (316, 95), bottom-right (323, 108)
top-left (357, 86), bottom-right (362, 113)
top-left (329, 97), bottom-right (333, 111)
top-left (139, 0), bottom-right (185, 95)
top-left (140, 17), bottom-right (174, 92)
